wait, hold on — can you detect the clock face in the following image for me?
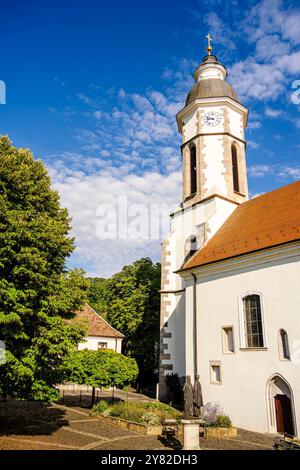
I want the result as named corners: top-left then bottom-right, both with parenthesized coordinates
top-left (203, 111), bottom-right (222, 127)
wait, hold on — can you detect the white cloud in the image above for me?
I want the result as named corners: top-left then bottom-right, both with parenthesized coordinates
top-left (248, 164), bottom-right (272, 178)
top-left (281, 10), bottom-right (300, 44)
top-left (50, 165), bottom-right (181, 277)
top-left (265, 107), bottom-right (283, 118)
top-left (254, 34), bottom-right (289, 62)
top-left (248, 163), bottom-right (300, 181)
top-left (204, 12), bottom-right (236, 51)
top-left (248, 119), bottom-right (262, 130)
top-left (222, 1), bottom-right (300, 104)
top-left (230, 59), bottom-right (285, 101)
top-left (76, 93), bottom-right (95, 106)
top-left (243, 0), bottom-right (285, 42)
top-left (278, 51), bottom-right (300, 74)
top-left (277, 166), bottom-right (300, 179)
top-left (247, 140), bottom-right (260, 149)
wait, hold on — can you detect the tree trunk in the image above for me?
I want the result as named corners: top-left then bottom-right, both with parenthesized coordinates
top-left (91, 386), bottom-right (96, 407)
top-left (112, 386), bottom-right (115, 404)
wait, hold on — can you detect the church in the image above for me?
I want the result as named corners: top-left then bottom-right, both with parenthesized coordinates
top-left (159, 36), bottom-right (300, 436)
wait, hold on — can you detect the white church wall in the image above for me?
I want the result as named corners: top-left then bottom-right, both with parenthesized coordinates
top-left (182, 111), bottom-right (197, 142)
top-left (159, 196), bottom-right (238, 388)
top-left (185, 280), bottom-right (195, 380)
top-left (161, 292), bottom-right (186, 379)
top-left (207, 197), bottom-right (237, 237)
top-left (183, 105), bottom-right (223, 143)
top-left (225, 106), bottom-right (244, 140)
top-left (190, 248), bottom-right (300, 434)
top-left (180, 99), bottom-right (246, 145)
top-left (170, 197), bottom-right (237, 273)
top-left (202, 134), bottom-right (228, 196)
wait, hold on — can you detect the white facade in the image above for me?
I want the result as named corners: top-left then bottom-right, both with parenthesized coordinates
top-left (159, 50), bottom-right (300, 436)
top-left (78, 335), bottom-right (122, 353)
top-left (181, 244), bottom-right (300, 434)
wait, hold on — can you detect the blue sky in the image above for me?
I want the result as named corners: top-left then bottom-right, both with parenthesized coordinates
top-left (1, 0), bottom-right (300, 276)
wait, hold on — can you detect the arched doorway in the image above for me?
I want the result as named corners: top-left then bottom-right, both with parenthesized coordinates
top-left (266, 374), bottom-right (295, 436)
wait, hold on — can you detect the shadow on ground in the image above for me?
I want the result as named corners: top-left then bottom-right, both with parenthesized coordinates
top-left (0, 400), bottom-right (68, 436)
top-left (57, 393), bottom-right (122, 409)
top-left (158, 434), bottom-right (183, 450)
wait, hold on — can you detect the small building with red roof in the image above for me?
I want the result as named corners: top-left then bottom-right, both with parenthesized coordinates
top-left (75, 303), bottom-right (124, 353)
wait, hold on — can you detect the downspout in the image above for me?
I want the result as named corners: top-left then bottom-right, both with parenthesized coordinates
top-left (191, 272), bottom-right (198, 378)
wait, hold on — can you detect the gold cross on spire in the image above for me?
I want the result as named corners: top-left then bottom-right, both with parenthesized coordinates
top-left (206, 33), bottom-right (213, 55)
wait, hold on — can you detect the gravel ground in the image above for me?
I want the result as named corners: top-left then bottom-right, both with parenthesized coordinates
top-left (0, 400), bottom-right (275, 450)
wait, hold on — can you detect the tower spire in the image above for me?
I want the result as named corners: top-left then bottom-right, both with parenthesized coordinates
top-left (205, 33), bottom-right (213, 55)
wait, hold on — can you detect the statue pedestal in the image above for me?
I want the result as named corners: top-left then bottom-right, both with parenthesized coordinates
top-left (181, 419), bottom-right (205, 450)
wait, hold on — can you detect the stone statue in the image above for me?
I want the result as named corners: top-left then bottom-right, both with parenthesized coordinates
top-left (193, 374), bottom-right (203, 417)
top-left (183, 375), bottom-right (194, 418)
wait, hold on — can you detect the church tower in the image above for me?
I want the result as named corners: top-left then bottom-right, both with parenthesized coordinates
top-left (178, 34), bottom-right (248, 209)
top-left (159, 36), bottom-right (249, 400)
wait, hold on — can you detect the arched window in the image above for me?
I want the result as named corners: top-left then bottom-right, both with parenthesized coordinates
top-left (243, 294), bottom-right (264, 348)
top-left (190, 145), bottom-right (197, 194)
top-left (279, 329), bottom-right (290, 360)
top-left (231, 144), bottom-right (239, 193)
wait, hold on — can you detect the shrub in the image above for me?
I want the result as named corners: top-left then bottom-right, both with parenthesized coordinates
top-left (91, 400), bottom-right (109, 415)
top-left (91, 400), bottom-right (181, 425)
top-left (107, 402), bottom-right (142, 422)
top-left (142, 401), bottom-right (180, 416)
top-left (213, 414), bottom-right (232, 428)
top-left (141, 412), bottom-right (161, 426)
top-left (201, 402), bottom-right (222, 425)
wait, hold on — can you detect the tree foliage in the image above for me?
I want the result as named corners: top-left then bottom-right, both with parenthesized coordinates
top-left (104, 258), bottom-right (161, 382)
top-left (64, 349), bottom-right (138, 404)
top-left (0, 136), bottom-right (88, 401)
top-left (87, 277), bottom-right (108, 317)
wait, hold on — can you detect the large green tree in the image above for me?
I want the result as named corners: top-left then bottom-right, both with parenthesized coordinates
top-left (0, 136), bottom-right (88, 402)
top-left (105, 258), bottom-right (161, 384)
top-left (87, 277), bottom-right (108, 317)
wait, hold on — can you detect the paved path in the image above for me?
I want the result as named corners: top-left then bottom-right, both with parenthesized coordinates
top-left (199, 429), bottom-right (274, 450)
top-left (0, 401), bottom-right (166, 450)
top-left (58, 385), bottom-right (156, 407)
top-left (0, 400), bottom-right (275, 450)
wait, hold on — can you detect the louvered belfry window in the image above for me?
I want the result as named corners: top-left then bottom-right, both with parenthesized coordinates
top-left (232, 145), bottom-right (240, 192)
top-left (190, 145), bottom-right (197, 194)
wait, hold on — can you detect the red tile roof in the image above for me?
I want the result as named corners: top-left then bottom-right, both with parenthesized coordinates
top-left (181, 181), bottom-right (300, 271)
top-left (74, 304), bottom-right (124, 338)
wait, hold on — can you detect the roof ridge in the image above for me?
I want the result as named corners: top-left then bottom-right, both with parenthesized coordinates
top-left (243, 180), bottom-right (300, 206)
top-left (85, 303), bottom-right (125, 338)
top-left (181, 180), bottom-right (300, 271)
